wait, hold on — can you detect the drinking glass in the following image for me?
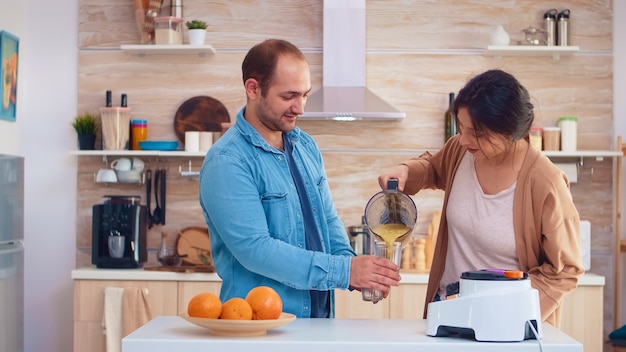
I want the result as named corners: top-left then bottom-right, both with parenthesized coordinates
top-left (362, 240), bottom-right (402, 302)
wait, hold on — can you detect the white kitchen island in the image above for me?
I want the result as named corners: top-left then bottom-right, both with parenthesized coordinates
top-left (122, 316), bottom-right (581, 352)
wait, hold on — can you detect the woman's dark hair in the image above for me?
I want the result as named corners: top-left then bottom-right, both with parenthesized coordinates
top-left (453, 69), bottom-right (534, 142)
top-left (242, 39), bottom-right (306, 97)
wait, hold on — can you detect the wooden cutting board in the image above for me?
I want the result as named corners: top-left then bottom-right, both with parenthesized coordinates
top-left (173, 96), bottom-right (230, 143)
top-left (176, 226), bottom-right (213, 266)
top-left (143, 265), bottom-right (215, 273)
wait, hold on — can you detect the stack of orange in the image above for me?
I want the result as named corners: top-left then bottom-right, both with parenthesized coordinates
top-left (187, 286), bottom-right (283, 320)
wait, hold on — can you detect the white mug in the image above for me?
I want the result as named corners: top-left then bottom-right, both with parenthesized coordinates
top-left (111, 157), bottom-right (132, 171)
top-left (108, 235), bottom-right (126, 258)
top-left (185, 131), bottom-right (200, 152)
top-left (131, 157), bottom-right (145, 172)
top-left (96, 169), bottom-right (118, 183)
top-left (199, 131), bottom-right (213, 152)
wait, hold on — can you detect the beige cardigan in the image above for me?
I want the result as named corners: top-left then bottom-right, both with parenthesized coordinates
top-left (401, 135), bottom-right (584, 326)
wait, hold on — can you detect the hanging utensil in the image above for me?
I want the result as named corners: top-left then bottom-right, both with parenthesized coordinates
top-left (152, 168), bottom-right (162, 226)
top-left (146, 169), bottom-right (153, 228)
top-left (160, 168), bottom-right (167, 225)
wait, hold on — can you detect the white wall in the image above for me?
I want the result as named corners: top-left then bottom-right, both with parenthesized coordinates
top-left (615, 0), bottom-right (626, 327)
top-left (20, 0), bottom-right (78, 352)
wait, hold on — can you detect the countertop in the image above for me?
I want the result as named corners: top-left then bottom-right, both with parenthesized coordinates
top-left (122, 316), bottom-right (582, 352)
top-left (71, 267), bottom-right (605, 286)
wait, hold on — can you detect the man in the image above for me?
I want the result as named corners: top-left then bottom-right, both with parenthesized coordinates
top-left (199, 39), bottom-right (400, 318)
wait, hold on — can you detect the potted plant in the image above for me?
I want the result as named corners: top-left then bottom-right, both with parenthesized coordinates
top-left (72, 113), bottom-right (98, 150)
top-left (186, 20), bottom-right (208, 46)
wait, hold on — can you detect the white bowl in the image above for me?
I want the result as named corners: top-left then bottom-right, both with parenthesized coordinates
top-left (116, 169), bottom-right (142, 183)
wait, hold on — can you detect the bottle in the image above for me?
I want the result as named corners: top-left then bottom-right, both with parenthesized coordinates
top-left (157, 232), bottom-right (169, 266)
top-left (444, 92), bottom-right (456, 142)
top-left (544, 9), bottom-right (557, 46)
top-left (170, 0), bottom-right (183, 18)
top-left (121, 93), bottom-right (127, 107)
top-left (557, 9), bottom-right (570, 46)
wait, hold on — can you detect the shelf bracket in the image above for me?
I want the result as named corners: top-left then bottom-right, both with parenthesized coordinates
top-left (179, 160), bottom-right (200, 177)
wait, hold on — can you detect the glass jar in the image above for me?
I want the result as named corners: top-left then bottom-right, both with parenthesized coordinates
top-left (529, 126), bottom-right (543, 151)
top-left (543, 126), bottom-right (561, 151)
top-left (154, 16), bottom-right (184, 45)
top-left (558, 116), bottom-right (577, 152)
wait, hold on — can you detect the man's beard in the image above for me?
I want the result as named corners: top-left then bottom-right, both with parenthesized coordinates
top-left (255, 95), bottom-right (296, 133)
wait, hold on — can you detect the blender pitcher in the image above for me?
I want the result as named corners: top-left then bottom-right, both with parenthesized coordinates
top-left (362, 178), bottom-right (417, 302)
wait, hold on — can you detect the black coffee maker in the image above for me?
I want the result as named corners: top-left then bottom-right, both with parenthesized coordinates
top-left (92, 195), bottom-right (147, 268)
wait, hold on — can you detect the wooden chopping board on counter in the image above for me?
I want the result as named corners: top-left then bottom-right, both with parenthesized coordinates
top-left (173, 96), bottom-right (230, 143)
top-left (143, 264), bottom-right (215, 273)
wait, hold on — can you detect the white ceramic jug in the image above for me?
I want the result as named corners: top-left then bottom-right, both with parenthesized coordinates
top-left (490, 25), bottom-right (510, 46)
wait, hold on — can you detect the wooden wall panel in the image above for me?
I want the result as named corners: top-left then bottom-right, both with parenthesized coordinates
top-left (75, 0), bottom-right (616, 349)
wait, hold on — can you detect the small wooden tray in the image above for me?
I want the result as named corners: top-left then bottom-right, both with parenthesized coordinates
top-left (143, 265), bottom-right (215, 273)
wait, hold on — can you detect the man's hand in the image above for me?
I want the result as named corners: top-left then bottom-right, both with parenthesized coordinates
top-left (349, 255), bottom-right (401, 299)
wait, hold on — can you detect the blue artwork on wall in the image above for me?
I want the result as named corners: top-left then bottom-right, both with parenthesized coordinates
top-left (0, 31), bottom-right (19, 122)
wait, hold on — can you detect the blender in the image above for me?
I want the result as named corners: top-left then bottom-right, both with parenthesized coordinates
top-left (362, 178), bottom-right (417, 301)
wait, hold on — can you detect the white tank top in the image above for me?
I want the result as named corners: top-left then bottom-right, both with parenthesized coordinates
top-left (438, 152), bottom-right (521, 298)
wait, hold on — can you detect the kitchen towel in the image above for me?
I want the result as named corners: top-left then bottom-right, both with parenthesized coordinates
top-left (102, 287), bottom-right (124, 352)
top-left (122, 287), bottom-right (153, 336)
top-left (102, 287), bottom-right (153, 352)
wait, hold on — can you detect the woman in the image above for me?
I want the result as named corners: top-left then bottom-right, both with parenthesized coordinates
top-left (378, 69), bottom-right (584, 326)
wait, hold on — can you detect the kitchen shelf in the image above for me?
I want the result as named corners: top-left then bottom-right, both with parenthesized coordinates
top-left (70, 150), bottom-right (207, 157)
top-left (541, 150), bottom-right (623, 158)
top-left (120, 44), bottom-right (216, 57)
top-left (71, 149), bottom-right (623, 159)
top-left (485, 45), bottom-right (580, 59)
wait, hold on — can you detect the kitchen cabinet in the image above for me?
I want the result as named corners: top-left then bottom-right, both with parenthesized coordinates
top-left (71, 270), bottom-right (603, 352)
top-left (73, 280), bottom-right (178, 352)
top-left (73, 277), bottom-right (221, 352)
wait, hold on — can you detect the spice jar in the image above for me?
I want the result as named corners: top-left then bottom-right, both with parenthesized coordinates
top-left (154, 16), bottom-right (184, 45)
top-left (529, 126), bottom-right (543, 151)
top-left (542, 126), bottom-right (561, 151)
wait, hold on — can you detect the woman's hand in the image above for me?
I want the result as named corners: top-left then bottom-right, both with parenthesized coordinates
top-left (378, 164), bottom-right (409, 191)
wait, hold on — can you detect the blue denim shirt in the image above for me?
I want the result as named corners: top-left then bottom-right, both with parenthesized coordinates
top-left (198, 107), bottom-right (356, 318)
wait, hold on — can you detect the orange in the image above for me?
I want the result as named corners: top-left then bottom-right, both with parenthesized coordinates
top-left (245, 286), bottom-right (283, 320)
top-left (219, 297), bottom-right (253, 320)
top-left (187, 292), bottom-right (222, 319)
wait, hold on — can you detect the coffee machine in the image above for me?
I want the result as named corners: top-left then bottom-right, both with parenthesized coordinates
top-left (92, 195), bottom-right (147, 268)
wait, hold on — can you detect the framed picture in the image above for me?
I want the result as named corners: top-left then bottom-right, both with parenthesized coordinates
top-left (0, 31), bottom-right (19, 122)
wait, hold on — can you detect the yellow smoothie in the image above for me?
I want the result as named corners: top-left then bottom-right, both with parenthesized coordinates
top-left (370, 223), bottom-right (411, 259)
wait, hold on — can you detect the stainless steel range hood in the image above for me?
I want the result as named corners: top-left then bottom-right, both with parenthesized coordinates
top-left (300, 0), bottom-right (406, 121)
